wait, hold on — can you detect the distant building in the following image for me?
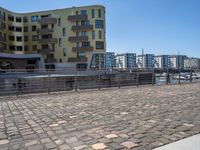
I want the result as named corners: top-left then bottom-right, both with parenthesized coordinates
top-left (154, 55), bottom-right (169, 69)
top-left (184, 58), bottom-right (200, 69)
top-left (115, 53), bottom-right (136, 70)
top-left (169, 55), bottom-right (187, 69)
top-left (105, 52), bottom-right (115, 69)
top-left (137, 54), bottom-right (154, 69)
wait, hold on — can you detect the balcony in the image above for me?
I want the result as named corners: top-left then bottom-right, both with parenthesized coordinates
top-left (68, 57), bottom-right (88, 63)
top-left (38, 38), bottom-right (58, 44)
top-left (72, 46), bottom-right (94, 52)
top-left (0, 15), bottom-right (4, 21)
top-left (0, 36), bottom-right (5, 42)
top-left (71, 25), bottom-right (93, 32)
top-left (68, 36), bottom-right (88, 42)
top-left (38, 29), bottom-right (53, 35)
top-left (38, 17), bottom-right (57, 25)
top-left (38, 48), bottom-right (53, 54)
top-left (68, 14), bottom-right (88, 22)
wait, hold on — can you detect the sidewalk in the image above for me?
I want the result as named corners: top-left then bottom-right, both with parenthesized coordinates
top-left (153, 134), bottom-right (200, 150)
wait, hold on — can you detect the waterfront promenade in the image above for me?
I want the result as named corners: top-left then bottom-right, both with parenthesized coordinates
top-left (0, 83), bottom-right (200, 150)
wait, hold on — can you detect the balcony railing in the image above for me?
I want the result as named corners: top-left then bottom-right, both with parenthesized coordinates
top-left (38, 29), bottom-right (53, 35)
top-left (68, 57), bottom-right (88, 62)
top-left (38, 48), bottom-right (53, 54)
top-left (68, 36), bottom-right (88, 42)
top-left (38, 38), bottom-right (58, 44)
top-left (71, 25), bottom-right (93, 32)
top-left (68, 14), bottom-right (88, 22)
top-left (38, 17), bottom-right (57, 24)
top-left (72, 46), bottom-right (94, 52)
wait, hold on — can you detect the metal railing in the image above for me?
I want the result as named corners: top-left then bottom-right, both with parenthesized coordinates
top-left (0, 67), bottom-right (199, 96)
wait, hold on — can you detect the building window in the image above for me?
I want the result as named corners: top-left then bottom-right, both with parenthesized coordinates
top-left (24, 36), bottom-right (28, 42)
top-left (98, 9), bottom-right (102, 18)
top-left (91, 9), bottom-right (95, 18)
top-left (9, 45), bottom-right (15, 51)
top-left (81, 10), bottom-right (87, 15)
top-left (98, 30), bottom-right (102, 39)
top-left (16, 46), bottom-right (23, 51)
top-left (23, 26), bottom-right (28, 32)
top-left (95, 20), bottom-right (104, 29)
top-left (82, 42), bottom-right (90, 47)
top-left (81, 31), bottom-right (87, 37)
top-left (31, 15), bottom-right (38, 22)
top-left (59, 59), bottom-right (62, 63)
top-left (76, 11), bottom-right (79, 15)
top-left (9, 36), bottom-right (15, 41)
top-left (63, 48), bottom-right (67, 56)
top-left (32, 45), bottom-right (37, 51)
top-left (63, 28), bottom-right (66, 36)
top-left (24, 45), bottom-right (29, 51)
top-left (23, 16), bottom-right (28, 23)
top-left (16, 17), bottom-right (22, 22)
top-left (15, 27), bottom-right (22, 32)
top-left (96, 41), bottom-right (104, 49)
top-left (59, 38), bottom-right (62, 47)
top-left (8, 26), bottom-right (14, 31)
top-left (58, 18), bottom-right (61, 26)
top-left (16, 36), bottom-right (22, 42)
top-left (32, 35), bottom-right (38, 41)
top-left (32, 26), bottom-right (37, 31)
top-left (77, 52), bottom-right (85, 58)
top-left (8, 15), bottom-right (14, 21)
top-left (92, 31), bottom-right (95, 40)
top-left (81, 20), bottom-right (89, 26)
top-left (76, 32), bottom-right (79, 37)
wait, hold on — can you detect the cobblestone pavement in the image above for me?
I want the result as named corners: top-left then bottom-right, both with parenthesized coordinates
top-left (0, 83), bottom-right (200, 150)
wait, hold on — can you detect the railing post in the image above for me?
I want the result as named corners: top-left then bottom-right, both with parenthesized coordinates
top-left (48, 69), bottom-right (50, 94)
top-left (75, 68), bottom-right (78, 92)
top-left (118, 73), bottom-right (121, 89)
top-left (178, 68), bottom-right (181, 84)
top-left (136, 69), bottom-right (139, 87)
top-left (98, 72), bottom-right (101, 90)
top-left (190, 68), bottom-right (192, 83)
top-left (152, 69), bottom-right (155, 85)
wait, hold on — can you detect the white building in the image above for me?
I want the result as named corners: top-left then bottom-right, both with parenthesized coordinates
top-left (154, 55), bottom-right (170, 69)
top-left (169, 55), bottom-right (187, 69)
top-left (184, 58), bottom-right (200, 69)
top-left (137, 54), bottom-right (154, 69)
top-left (115, 53), bottom-right (136, 70)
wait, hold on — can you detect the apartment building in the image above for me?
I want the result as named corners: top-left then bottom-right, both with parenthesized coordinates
top-left (169, 55), bottom-right (187, 69)
top-left (137, 54), bottom-right (154, 69)
top-left (154, 55), bottom-right (170, 69)
top-left (184, 57), bottom-right (200, 69)
top-left (105, 52), bottom-right (115, 69)
top-left (0, 5), bottom-right (106, 70)
top-left (115, 53), bottom-right (137, 70)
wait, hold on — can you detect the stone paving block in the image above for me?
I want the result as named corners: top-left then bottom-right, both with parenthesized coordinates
top-left (91, 143), bottom-right (107, 150)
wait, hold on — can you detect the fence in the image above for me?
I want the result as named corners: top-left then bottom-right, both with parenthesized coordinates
top-left (0, 68), bottom-right (200, 96)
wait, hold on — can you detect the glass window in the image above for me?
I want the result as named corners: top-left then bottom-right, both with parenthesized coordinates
top-left (8, 15), bottom-right (14, 21)
top-left (10, 45), bottom-right (15, 51)
top-left (9, 36), bottom-right (15, 41)
top-left (24, 45), bottom-right (29, 51)
top-left (24, 36), bottom-right (28, 42)
top-left (16, 17), bottom-right (22, 22)
top-left (63, 28), bottom-right (66, 36)
top-left (98, 9), bottom-right (101, 18)
top-left (23, 26), bottom-right (28, 32)
top-left (23, 16), bottom-right (28, 23)
top-left (16, 46), bottom-right (23, 51)
top-left (16, 36), bottom-right (22, 42)
top-left (91, 9), bottom-right (95, 18)
top-left (32, 45), bottom-right (37, 51)
top-left (58, 18), bottom-right (61, 26)
top-left (63, 48), bottom-right (67, 56)
top-left (81, 10), bottom-right (87, 15)
top-left (31, 16), bottom-right (38, 22)
top-left (77, 52), bottom-right (85, 58)
top-left (59, 38), bottom-right (62, 47)
top-left (15, 27), bottom-right (22, 32)
top-left (96, 41), bottom-right (104, 49)
top-left (32, 35), bottom-right (38, 41)
top-left (95, 20), bottom-right (104, 29)
top-left (81, 31), bottom-right (87, 37)
top-left (82, 42), bottom-right (90, 47)
top-left (92, 31), bottom-right (95, 40)
top-left (32, 26), bottom-right (37, 31)
top-left (98, 30), bottom-right (102, 39)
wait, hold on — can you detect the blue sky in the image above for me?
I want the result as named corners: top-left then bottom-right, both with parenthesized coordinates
top-left (0, 0), bottom-right (200, 57)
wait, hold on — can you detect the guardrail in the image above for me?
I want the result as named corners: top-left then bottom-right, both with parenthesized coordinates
top-left (0, 68), bottom-right (199, 97)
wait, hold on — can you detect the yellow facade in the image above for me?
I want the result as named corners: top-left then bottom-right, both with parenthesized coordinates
top-left (0, 5), bottom-right (106, 69)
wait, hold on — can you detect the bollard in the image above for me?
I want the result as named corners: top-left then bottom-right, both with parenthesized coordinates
top-left (178, 68), bottom-right (181, 84)
top-left (48, 69), bottom-right (50, 94)
top-left (190, 68), bottom-right (192, 83)
top-left (98, 73), bottom-right (101, 90)
top-left (75, 68), bottom-right (78, 92)
top-left (136, 69), bottom-right (139, 87)
top-left (152, 69), bottom-right (155, 85)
